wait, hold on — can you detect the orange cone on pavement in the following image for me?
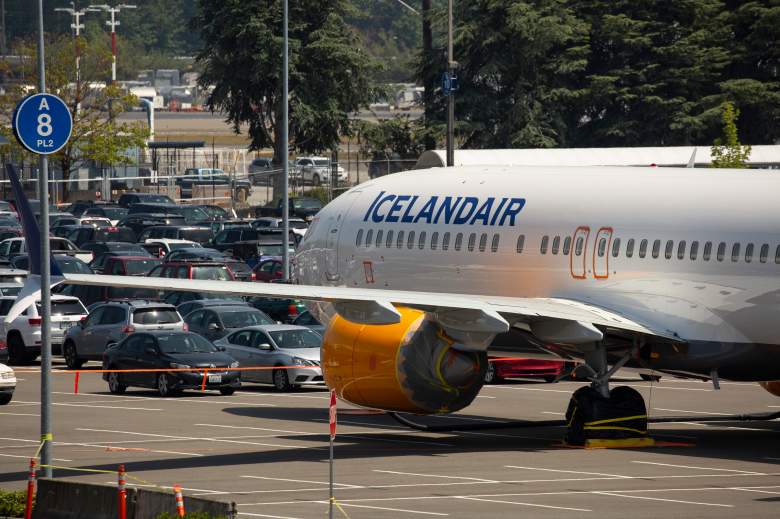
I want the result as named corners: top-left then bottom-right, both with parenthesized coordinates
top-left (173, 484), bottom-right (185, 517)
top-left (24, 458), bottom-right (36, 519)
top-left (117, 464), bottom-right (127, 519)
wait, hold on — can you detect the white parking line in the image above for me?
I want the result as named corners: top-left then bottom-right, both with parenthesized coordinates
top-left (325, 501), bottom-right (448, 516)
top-left (0, 436), bottom-right (202, 457)
top-left (631, 461), bottom-right (765, 475)
top-left (0, 453), bottom-right (72, 462)
top-left (374, 470), bottom-right (498, 483)
top-left (238, 513), bottom-right (303, 519)
top-left (11, 400), bottom-right (161, 411)
top-left (457, 496), bottom-right (590, 512)
top-left (0, 412), bottom-right (40, 417)
top-left (653, 408), bottom-right (733, 416)
top-left (732, 487), bottom-right (780, 495)
top-left (341, 434), bottom-right (453, 447)
top-left (505, 465), bottom-right (631, 479)
top-left (241, 475), bottom-right (362, 488)
top-left (591, 491), bottom-right (732, 507)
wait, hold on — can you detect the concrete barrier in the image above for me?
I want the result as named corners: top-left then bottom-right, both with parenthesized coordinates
top-left (32, 478), bottom-right (236, 519)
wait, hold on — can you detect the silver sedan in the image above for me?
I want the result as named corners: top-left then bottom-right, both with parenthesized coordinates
top-left (213, 324), bottom-right (323, 391)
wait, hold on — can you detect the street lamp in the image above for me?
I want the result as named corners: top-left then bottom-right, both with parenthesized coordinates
top-left (88, 3), bottom-right (136, 83)
top-left (54, 5), bottom-right (90, 113)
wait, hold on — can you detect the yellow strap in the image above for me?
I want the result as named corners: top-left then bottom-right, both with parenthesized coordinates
top-left (125, 473), bottom-right (163, 489)
top-left (331, 497), bottom-right (352, 519)
top-left (38, 465), bottom-right (117, 474)
top-left (40, 433), bottom-right (53, 441)
top-left (585, 414), bottom-right (647, 426)
top-left (583, 425), bottom-right (648, 435)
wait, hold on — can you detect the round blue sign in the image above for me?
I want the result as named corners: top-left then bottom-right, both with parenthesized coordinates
top-left (12, 93), bottom-right (73, 155)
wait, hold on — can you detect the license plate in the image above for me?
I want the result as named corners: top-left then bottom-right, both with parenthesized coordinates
top-left (208, 375), bottom-right (222, 383)
top-left (58, 322), bottom-right (72, 330)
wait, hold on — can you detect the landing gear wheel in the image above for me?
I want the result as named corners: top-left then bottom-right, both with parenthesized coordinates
top-left (63, 342), bottom-right (84, 370)
top-left (640, 373), bottom-right (662, 382)
top-left (273, 369), bottom-right (292, 392)
top-left (157, 374), bottom-right (179, 397)
top-left (564, 385), bottom-right (647, 446)
top-left (219, 387), bottom-right (235, 396)
top-left (107, 371), bottom-right (127, 394)
top-left (483, 363), bottom-right (502, 384)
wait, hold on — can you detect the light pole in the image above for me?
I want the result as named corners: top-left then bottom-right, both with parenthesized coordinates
top-left (446, 0), bottom-right (454, 167)
top-left (281, 0), bottom-right (289, 282)
top-left (87, 3), bottom-right (136, 83)
top-left (54, 5), bottom-right (89, 113)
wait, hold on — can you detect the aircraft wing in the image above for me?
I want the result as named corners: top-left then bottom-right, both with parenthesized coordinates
top-left (62, 273), bottom-right (680, 344)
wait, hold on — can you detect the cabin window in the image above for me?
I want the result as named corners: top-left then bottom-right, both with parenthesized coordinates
top-left (703, 241), bottom-right (712, 261)
top-left (760, 244), bottom-right (769, 263)
top-left (467, 233), bottom-right (477, 252)
top-left (442, 232), bottom-right (451, 251)
top-left (626, 239), bottom-right (635, 258)
top-left (478, 233), bottom-right (488, 252)
top-left (552, 236), bottom-right (561, 255)
top-left (491, 234), bottom-right (500, 253)
top-left (386, 230), bottom-right (394, 248)
top-left (597, 237), bottom-right (607, 257)
top-left (455, 233), bottom-right (463, 251)
top-left (418, 231), bottom-right (426, 250)
top-left (365, 229), bottom-right (374, 247)
top-left (612, 238), bottom-right (621, 258)
top-left (690, 241), bottom-right (699, 260)
top-left (562, 236), bottom-right (572, 255)
top-left (407, 231), bottom-right (416, 250)
top-left (652, 239), bottom-right (661, 259)
top-left (664, 240), bottom-right (673, 259)
top-left (375, 230), bottom-right (383, 248)
top-left (639, 239), bottom-right (648, 258)
top-left (731, 243), bottom-right (741, 262)
top-left (677, 240), bottom-right (686, 260)
top-left (431, 232), bottom-right (439, 250)
top-left (355, 229), bottom-right (363, 247)
top-left (516, 235), bottom-right (525, 253)
top-left (575, 237), bottom-right (584, 256)
top-left (717, 242), bottom-right (726, 262)
top-left (745, 243), bottom-right (754, 263)
top-left (396, 230), bottom-right (405, 249)
top-left (541, 235), bottom-right (549, 255)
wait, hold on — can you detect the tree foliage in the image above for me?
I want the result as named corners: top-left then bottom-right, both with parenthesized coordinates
top-left (711, 101), bottom-right (751, 168)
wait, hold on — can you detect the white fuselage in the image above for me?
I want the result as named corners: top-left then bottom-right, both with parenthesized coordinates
top-left (296, 166), bottom-right (780, 363)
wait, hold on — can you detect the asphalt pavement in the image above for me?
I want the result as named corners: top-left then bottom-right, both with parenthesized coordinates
top-left (1, 360), bottom-right (779, 518)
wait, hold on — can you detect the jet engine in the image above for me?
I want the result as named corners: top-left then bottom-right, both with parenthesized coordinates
top-left (322, 306), bottom-right (487, 414)
top-left (759, 381), bottom-right (780, 397)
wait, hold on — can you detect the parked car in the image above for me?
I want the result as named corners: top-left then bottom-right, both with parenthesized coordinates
top-left (101, 256), bottom-right (162, 276)
top-left (163, 248), bottom-right (255, 282)
top-left (184, 305), bottom-right (274, 342)
top-left (66, 226), bottom-right (137, 248)
top-left (63, 300), bottom-right (184, 369)
top-left (0, 363), bottom-right (16, 404)
top-left (43, 212), bottom-right (76, 228)
top-left (148, 261), bottom-right (235, 281)
top-left (164, 291), bottom-right (245, 308)
top-left (178, 168), bottom-right (252, 203)
top-left (82, 205), bottom-right (128, 225)
top-left (55, 283), bottom-right (160, 307)
top-left (78, 217), bottom-right (112, 228)
top-left (81, 241), bottom-right (150, 260)
top-left (253, 196), bottom-right (323, 221)
top-left (128, 203), bottom-right (214, 225)
top-left (117, 214), bottom-right (187, 237)
top-left (0, 237), bottom-right (90, 263)
top-left (215, 324), bottom-right (323, 390)
top-left (247, 297), bottom-right (306, 323)
top-left (2, 295), bottom-right (88, 364)
top-left (251, 217), bottom-right (308, 232)
top-left (248, 157), bottom-right (275, 185)
top-left (117, 193), bottom-right (174, 207)
top-left (210, 228), bottom-right (300, 254)
top-left (141, 239), bottom-right (201, 258)
top-left (199, 205), bottom-right (231, 221)
top-left (292, 310), bottom-right (325, 336)
top-left (252, 259), bottom-right (283, 282)
top-left (484, 357), bottom-right (572, 384)
top-left (176, 299), bottom-right (250, 321)
top-left (209, 220), bottom-right (250, 236)
top-left (294, 157), bottom-right (347, 185)
top-left (138, 225), bottom-right (213, 245)
top-left (10, 254), bottom-right (93, 275)
top-left (101, 331), bottom-right (240, 396)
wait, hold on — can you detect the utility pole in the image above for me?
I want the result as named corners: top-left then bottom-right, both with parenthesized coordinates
top-left (281, 0), bottom-right (290, 282)
top-left (421, 0), bottom-right (435, 150)
top-left (54, 6), bottom-right (89, 113)
top-left (446, 0), bottom-right (454, 167)
top-left (88, 3), bottom-right (136, 83)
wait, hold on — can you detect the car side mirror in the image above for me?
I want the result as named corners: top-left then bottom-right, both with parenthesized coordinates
top-left (208, 323), bottom-right (221, 331)
top-left (258, 343), bottom-right (272, 351)
top-left (145, 347), bottom-right (157, 356)
top-left (216, 345), bottom-right (226, 352)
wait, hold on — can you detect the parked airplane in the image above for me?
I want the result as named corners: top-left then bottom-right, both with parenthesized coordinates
top-left (9, 163), bottom-right (780, 444)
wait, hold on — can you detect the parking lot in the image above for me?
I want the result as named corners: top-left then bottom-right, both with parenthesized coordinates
top-left (1, 361), bottom-right (779, 518)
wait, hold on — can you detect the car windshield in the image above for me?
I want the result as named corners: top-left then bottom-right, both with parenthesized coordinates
top-left (101, 208), bottom-right (128, 220)
top-left (124, 259), bottom-right (162, 275)
top-left (220, 310), bottom-right (273, 328)
top-left (192, 265), bottom-right (232, 280)
top-left (269, 329), bottom-right (321, 349)
top-left (40, 300), bottom-right (86, 316)
top-left (144, 195), bottom-right (173, 204)
top-left (57, 257), bottom-right (93, 274)
top-left (313, 159), bottom-right (329, 166)
top-left (157, 333), bottom-right (216, 354)
top-left (0, 299), bottom-right (14, 316)
top-left (133, 308), bottom-right (180, 325)
top-left (82, 219), bottom-right (111, 227)
top-left (168, 242), bottom-right (200, 251)
top-left (289, 221), bottom-right (308, 229)
top-left (202, 206), bottom-right (227, 218)
top-left (293, 199), bottom-right (321, 209)
top-left (0, 286), bottom-right (21, 296)
top-left (258, 244), bottom-right (284, 256)
top-left (179, 206), bottom-right (209, 222)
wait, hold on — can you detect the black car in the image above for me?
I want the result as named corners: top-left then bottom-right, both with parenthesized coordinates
top-left (117, 214), bottom-right (187, 237)
top-left (127, 203), bottom-right (212, 224)
top-left (137, 225), bottom-right (213, 245)
top-left (184, 305), bottom-right (275, 342)
top-left (176, 299), bottom-right (250, 321)
top-left (66, 225), bottom-right (137, 247)
top-left (199, 205), bottom-right (230, 221)
top-left (210, 228), bottom-right (300, 253)
top-left (117, 193), bottom-right (175, 207)
top-left (163, 291), bottom-right (245, 308)
top-left (101, 331), bottom-right (240, 396)
top-left (11, 254), bottom-right (93, 274)
top-left (247, 297), bottom-right (307, 323)
top-left (65, 200), bottom-right (96, 217)
top-left (81, 241), bottom-right (150, 258)
top-left (81, 205), bottom-right (128, 223)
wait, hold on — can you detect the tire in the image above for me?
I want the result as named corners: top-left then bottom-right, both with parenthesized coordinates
top-left (0, 393), bottom-right (12, 405)
top-left (63, 341), bottom-right (84, 370)
top-left (107, 370), bottom-right (127, 395)
top-left (219, 387), bottom-right (235, 396)
top-left (157, 373), bottom-right (178, 397)
top-left (312, 174), bottom-right (321, 186)
top-left (564, 385), bottom-right (647, 446)
top-left (640, 373), bottom-right (662, 382)
top-left (273, 368), bottom-right (292, 392)
top-left (7, 334), bottom-right (30, 366)
top-left (544, 375), bottom-right (558, 383)
top-left (484, 362), bottom-right (502, 384)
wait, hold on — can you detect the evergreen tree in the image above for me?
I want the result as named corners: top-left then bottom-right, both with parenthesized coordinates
top-left (711, 101), bottom-right (751, 168)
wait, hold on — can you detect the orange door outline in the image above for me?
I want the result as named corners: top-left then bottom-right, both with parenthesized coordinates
top-left (570, 226), bottom-right (590, 279)
top-left (592, 227), bottom-right (613, 279)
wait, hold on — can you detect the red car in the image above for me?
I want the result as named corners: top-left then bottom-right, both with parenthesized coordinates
top-left (484, 357), bottom-right (571, 384)
top-left (148, 261), bottom-right (236, 281)
top-left (102, 256), bottom-right (162, 276)
top-left (252, 258), bottom-right (283, 282)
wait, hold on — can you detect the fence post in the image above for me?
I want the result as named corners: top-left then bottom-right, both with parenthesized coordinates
top-left (173, 484), bottom-right (185, 517)
top-left (24, 458), bottom-right (36, 519)
top-left (117, 464), bottom-right (127, 519)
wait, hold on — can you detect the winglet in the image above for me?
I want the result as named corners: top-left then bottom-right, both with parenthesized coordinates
top-left (687, 148), bottom-right (696, 168)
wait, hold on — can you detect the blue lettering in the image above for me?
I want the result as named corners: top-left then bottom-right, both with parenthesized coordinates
top-left (371, 194), bottom-right (396, 223)
top-left (489, 198), bottom-right (508, 226)
top-left (413, 196), bottom-right (438, 224)
top-left (498, 198), bottom-right (526, 226)
top-left (453, 197), bottom-right (479, 225)
top-left (386, 195), bottom-right (410, 223)
top-left (434, 196), bottom-right (463, 224)
top-left (401, 196), bottom-right (420, 223)
top-left (470, 198), bottom-right (494, 225)
top-left (363, 190), bottom-right (385, 221)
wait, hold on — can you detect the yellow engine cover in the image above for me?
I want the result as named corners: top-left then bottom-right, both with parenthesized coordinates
top-left (322, 306), bottom-right (486, 414)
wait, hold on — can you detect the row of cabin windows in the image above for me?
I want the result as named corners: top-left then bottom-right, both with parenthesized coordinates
top-left (355, 229), bottom-right (500, 253)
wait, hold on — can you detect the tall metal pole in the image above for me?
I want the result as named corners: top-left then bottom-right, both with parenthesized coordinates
top-left (109, 8), bottom-right (116, 82)
top-left (446, 0), bottom-right (454, 167)
top-left (281, 0), bottom-right (290, 282)
top-left (36, 0), bottom-right (53, 479)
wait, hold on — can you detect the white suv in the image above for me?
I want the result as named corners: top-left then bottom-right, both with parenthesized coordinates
top-left (0, 363), bottom-right (16, 404)
top-left (295, 157), bottom-right (347, 185)
top-left (0, 295), bottom-right (88, 365)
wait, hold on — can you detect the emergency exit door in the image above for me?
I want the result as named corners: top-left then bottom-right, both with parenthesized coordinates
top-left (570, 226), bottom-right (590, 279)
top-left (592, 227), bottom-right (613, 279)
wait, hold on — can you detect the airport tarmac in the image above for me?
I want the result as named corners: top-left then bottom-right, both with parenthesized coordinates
top-left (1, 361), bottom-right (779, 518)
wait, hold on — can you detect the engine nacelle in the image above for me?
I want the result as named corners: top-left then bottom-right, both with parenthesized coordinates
top-left (759, 381), bottom-right (780, 397)
top-left (323, 306), bottom-right (487, 414)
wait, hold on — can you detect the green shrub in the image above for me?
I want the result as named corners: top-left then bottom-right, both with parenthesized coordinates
top-left (0, 489), bottom-right (28, 517)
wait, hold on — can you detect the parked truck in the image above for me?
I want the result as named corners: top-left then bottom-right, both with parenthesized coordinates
top-left (178, 168), bottom-right (252, 203)
top-left (253, 197), bottom-right (323, 221)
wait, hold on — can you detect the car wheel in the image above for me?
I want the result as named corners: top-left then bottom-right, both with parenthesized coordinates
top-left (640, 373), bottom-right (662, 382)
top-left (544, 375), bottom-right (558, 383)
top-left (107, 371), bottom-right (127, 395)
top-left (484, 362), bottom-right (502, 384)
top-left (157, 373), bottom-right (178, 397)
top-left (7, 335), bottom-right (29, 366)
top-left (63, 341), bottom-right (84, 370)
top-left (219, 387), bottom-right (235, 396)
top-left (273, 368), bottom-right (292, 392)
top-left (0, 393), bottom-right (12, 405)
top-left (312, 174), bottom-right (320, 186)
